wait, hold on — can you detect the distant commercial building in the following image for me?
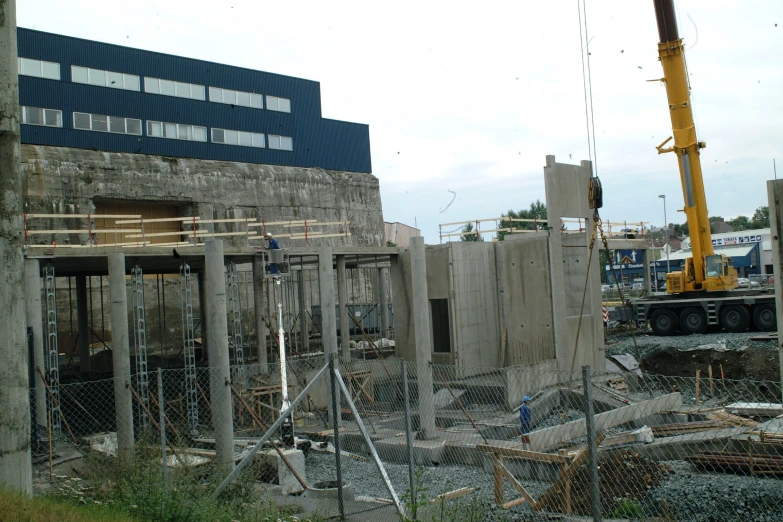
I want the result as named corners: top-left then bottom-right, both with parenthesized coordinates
top-left (680, 229), bottom-right (771, 275)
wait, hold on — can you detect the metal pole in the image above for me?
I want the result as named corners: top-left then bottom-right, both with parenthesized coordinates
top-left (582, 365), bottom-right (601, 521)
top-left (402, 360), bottom-right (416, 520)
top-left (158, 368), bottom-right (168, 492)
top-left (661, 195), bottom-right (671, 273)
top-left (329, 354), bottom-right (345, 518)
top-left (277, 279), bottom-right (294, 447)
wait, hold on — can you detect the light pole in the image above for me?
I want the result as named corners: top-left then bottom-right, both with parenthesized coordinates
top-left (659, 195), bottom-right (671, 275)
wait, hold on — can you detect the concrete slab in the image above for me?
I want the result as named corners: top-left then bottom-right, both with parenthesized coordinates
top-left (374, 436), bottom-right (445, 465)
top-left (726, 402), bottom-right (783, 417)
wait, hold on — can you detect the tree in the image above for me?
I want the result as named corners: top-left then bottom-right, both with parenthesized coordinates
top-left (497, 200), bottom-right (547, 241)
top-left (728, 215), bottom-right (751, 231)
top-left (672, 222), bottom-right (689, 238)
top-left (460, 222), bottom-right (484, 242)
top-left (751, 206), bottom-right (770, 229)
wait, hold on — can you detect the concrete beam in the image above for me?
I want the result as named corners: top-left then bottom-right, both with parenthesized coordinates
top-left (598, 239), bottom-right (650, 251)
top-left (24, 259), bottom-right (46, 430)
top-left (108, 253), bottom-right (134, 464)
top-left (75, 275), bottom-right (91, 373)
top-left (531, 392), bottom-right (683, 452)
top-left (197, 272), bottom-right (208, 361)
top-left (410, 237), bottom-right (437, 439)
top-left (0, 0), bottom-right (33, 494)
top-left (336, 255), bottom-right (350, 359)
top-left (252, 256), bottom-right (267, 368)
top-left (204, 240), bottom-right (234, 472)
top-left (318, 247), bottom-right (340, 425)
top-left (642, 250), bottom-right (652, 294)
top-left (767, 179), bottom-right (783, 402)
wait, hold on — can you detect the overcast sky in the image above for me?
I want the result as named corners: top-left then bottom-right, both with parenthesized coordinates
top-left (18, 0), bottom-right (783, 242)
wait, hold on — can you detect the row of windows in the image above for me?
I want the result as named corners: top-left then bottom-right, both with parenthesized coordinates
top-left (20, 58), bottom-right (290, 111)
top-left (72, 66), bottom-right (140, 91)
top-left (21, 106), bottom-right (294, 150)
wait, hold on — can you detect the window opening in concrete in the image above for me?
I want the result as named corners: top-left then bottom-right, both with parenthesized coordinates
top-left (430, 298), bottom-right (451, 353)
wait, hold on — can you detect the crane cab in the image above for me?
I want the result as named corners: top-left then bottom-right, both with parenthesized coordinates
top-left (666, 254), bottom-right (738, 294)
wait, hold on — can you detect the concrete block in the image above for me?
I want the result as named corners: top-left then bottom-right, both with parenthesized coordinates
top-left (374, 437), bottom-right (445, 465)
top-left (262, 448), bottom-right (307, 495)
top-left (726, 402), bottom-right (783, 418)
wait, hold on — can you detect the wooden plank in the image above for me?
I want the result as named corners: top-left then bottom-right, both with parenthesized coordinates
top-left (26, 214), bottom-right (141, 219)
top-left (493, 455), bottom-right (504, 504)
top-left (429, 487), bottom-right (476, 505)
top-left (290, 232), bottom-right (351, 240)
top-left (114, 217), bottom-right (199, 224)
top-left (476, 444), bottom-right (571, 464)
top-left (247, 220), bottom-right (319, 227)
top-left (492, 455), bottom-right (537, 508)
top-left (501, 497), bottom-right (527, 510)
top-left (25, 229), bottom-right (142, 234)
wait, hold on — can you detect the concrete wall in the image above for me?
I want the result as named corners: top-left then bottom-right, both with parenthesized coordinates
top-left (21, 145), bottom-right (385, 248)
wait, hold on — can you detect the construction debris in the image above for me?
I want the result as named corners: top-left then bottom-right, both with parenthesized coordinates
top-left (686, 451), bottom-right (783, 476)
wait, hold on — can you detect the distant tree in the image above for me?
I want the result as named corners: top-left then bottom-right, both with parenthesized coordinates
top-left (672, 222), bottom-right (689, 238)
top-left (728, 215), bottom-right (752, 231)
top-left (751, 206), bottom-right (770, 229)
top-left (460, 222), bottom-right (483, 242)
top-left (386, 240), bottom-right (397, 247)
top-left (497, 200), bottom-right (548, 241)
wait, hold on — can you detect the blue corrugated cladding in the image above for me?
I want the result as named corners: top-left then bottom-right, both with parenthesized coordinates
top-left (17, 29), bottom-right (372, 173)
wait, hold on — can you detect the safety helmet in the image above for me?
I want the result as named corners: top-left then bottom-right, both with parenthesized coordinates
top-left (522, 396), bottom-right (531, 403)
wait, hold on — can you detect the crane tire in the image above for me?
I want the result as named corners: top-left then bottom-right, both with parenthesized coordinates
top-left (680, 307), bottom-right (708, 334)
top-left (650, 309), bottom-right (678, 336)
top-left (719, 305), bottom-right (751, 333)
top-left (753, 304), bottom-right (776, 332)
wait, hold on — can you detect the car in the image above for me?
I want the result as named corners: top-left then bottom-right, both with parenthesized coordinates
top-left (632, 282), bottom-right (644, 290)
top-left (737, 278), bottom-right (761, 289)
top-left (601, 284), bottom-right (611, 292)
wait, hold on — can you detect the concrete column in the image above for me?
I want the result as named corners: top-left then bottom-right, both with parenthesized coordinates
top-left (378, 267), bottom-right (390, 338)
top-left (197, 272), bottom-right (208, 362)
top-left (108, 253), bottom-right (134, 464)
top-left (318, 248), bottom-right (340, 425)
top-left (0, 0), bottom-right (33, 494)
top-left (766, 180), bottom-right (783, 403)
top-left (297, 270), bottom-right (309, 352)
top-left (642, 250), bottom-right (652, 294)
top-left (75, 275), bottom-right (91, 373)
top-left (336, 255), bottom-right (350, 359)
top-left (252, 256), bottom-right (268, 368)
top-left (25, 259), bottom-right (46, 430)
top-left (204, 240), bottom-right (234, 472)
top-left (409, 237), bottom-right (436, 439)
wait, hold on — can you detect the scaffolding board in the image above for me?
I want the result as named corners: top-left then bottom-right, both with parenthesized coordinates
top-left (131, 265), bottom-right (150, 429)
top-left (180, 263), bottom-right (199, 430)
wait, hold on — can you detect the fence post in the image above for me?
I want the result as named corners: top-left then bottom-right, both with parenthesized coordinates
top-left (402, 359), bottom-right (416, 520)
top-left (158, 368), bottom-right (168, 492)
top-left (582, 365), bottom-right (601, 521)
top-left (329, 354), bottom-right (344, 518)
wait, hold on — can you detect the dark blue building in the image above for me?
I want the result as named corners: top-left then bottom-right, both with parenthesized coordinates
top-left (16, 29), bottom-right (372, 173)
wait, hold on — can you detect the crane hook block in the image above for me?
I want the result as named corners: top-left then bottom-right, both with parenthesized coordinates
top-left (588, 177), bottom-right (603, 210)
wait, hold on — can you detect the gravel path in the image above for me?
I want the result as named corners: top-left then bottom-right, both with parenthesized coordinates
top-left (605, 330), bottom-right (775, 359)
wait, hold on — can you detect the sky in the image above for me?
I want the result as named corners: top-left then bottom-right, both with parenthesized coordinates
top-left (17, 0), bottom-right (783, 243)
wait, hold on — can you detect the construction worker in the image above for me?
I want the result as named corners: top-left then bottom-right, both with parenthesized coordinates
top-left (520, 396), bottom-right (532, 448)
top-left (266, 232), bottom-right (280, 274)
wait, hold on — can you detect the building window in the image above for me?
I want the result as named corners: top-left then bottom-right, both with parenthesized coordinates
top-left (73, 112), bottom-right (142, 135)
top-left (211, 128), bottom-right (265, 148)
top-left (146, 120), bottom-right (207, 142)
top-left (268, 134), bottom-right (293, 151)
top-left (266, 95), bottom-right (291, 113)
top-left (208, 87), bottom-right (263, 109)
top-left (21, 106), bottom-right (63, 128)
top-left (144, 77), bottom-right (205, 101)
top-left (71, 66), bottom-right (140, 91)
top-left (18, 58), bottom-right (60, 80)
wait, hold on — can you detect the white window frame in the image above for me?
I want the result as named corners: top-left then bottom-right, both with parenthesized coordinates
top-left (20, 106), bottom-right (63, 128)
top-left (144, 77), bottom-right (205, 101)
top-left (266, 95), bottom-right (291, 113)
top-left (71, 65), bottom-right (140, 91)
top-left (211, 127), bottom-right (266, 148)
top-left (18, 57), bottom-right (61, 80)
top-left (72, 112), bottom-right (142, 135)
top-left (268, 134), bottom-right (294, 151)
top-left (209, 86), bottom-right (264, 109)
top-left (146, 120), bottom-right (207, 142)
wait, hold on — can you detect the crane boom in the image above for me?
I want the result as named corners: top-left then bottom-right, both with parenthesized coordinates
top-left (653, 0), bottom-right (737, 293)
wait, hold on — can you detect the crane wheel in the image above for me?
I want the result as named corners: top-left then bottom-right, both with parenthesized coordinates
top-left (650, 309), bottom-right (678, 336)
top-left (753, 304), bottom-right (776, 332)
top-left (679, 307), bottom-right (708, 334)
top-left (719, 305), bottom-right (751, 333)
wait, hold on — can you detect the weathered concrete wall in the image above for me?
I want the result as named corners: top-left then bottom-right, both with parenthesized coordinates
top-left (21, 145), bottom-right (385, 247)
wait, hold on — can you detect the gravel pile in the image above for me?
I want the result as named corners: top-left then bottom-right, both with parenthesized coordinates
top-left (605, 330), bottom-right (775, 359)
top-left (535, 409), bottom-right (583, 429)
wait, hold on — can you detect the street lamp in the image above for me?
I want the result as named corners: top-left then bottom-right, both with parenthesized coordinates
top-left (659, 195), bottom-right (671, 275)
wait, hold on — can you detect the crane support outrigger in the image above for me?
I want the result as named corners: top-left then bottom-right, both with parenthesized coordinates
top-left (653, 0), bottom-right (737, 294)
top-left (628, 1), bottom-right (775, 335)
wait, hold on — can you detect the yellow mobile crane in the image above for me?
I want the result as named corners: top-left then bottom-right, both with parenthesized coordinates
top-left (631, 0), bottom-right (775, 335)
top-left (653, 0), bottom-right (736, 294)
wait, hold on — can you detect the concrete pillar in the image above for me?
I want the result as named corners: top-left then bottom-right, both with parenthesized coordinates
top-left (0, 0), bottom-right (33, 494)
top-left (108, 253), bottom-right (134, 464)
top-left (297, 270), bottom-right (309, 352)
top-left (378, 267), bottom-right (390, 338)
top-left (409, 237), bottom-right (436, 439)
top-left (204, 240), bottom-right (234, 471)
top-left (642, 250), bottom-right (652, 294)
top-left (197, 272), bottom-right (208, 361)
top-left (252, 256), bottom-right (268, 369)
top-left (25, 259), bottom-right (46, 430)
top-left (336, 255), bottom-right (350, 359)
top-left (318, 248), bottom-right (340, 425)
top-left (766, 180), bottom-right (783, 403)
top-left (75, 275), bottom-right (91, 373)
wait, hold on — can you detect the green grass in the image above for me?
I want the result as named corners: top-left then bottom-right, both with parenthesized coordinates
top-left (0, 487), bottom-right (132, 522)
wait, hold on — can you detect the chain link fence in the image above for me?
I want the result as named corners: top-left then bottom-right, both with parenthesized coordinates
top-left (33, 357), bottom-right (783, 521)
